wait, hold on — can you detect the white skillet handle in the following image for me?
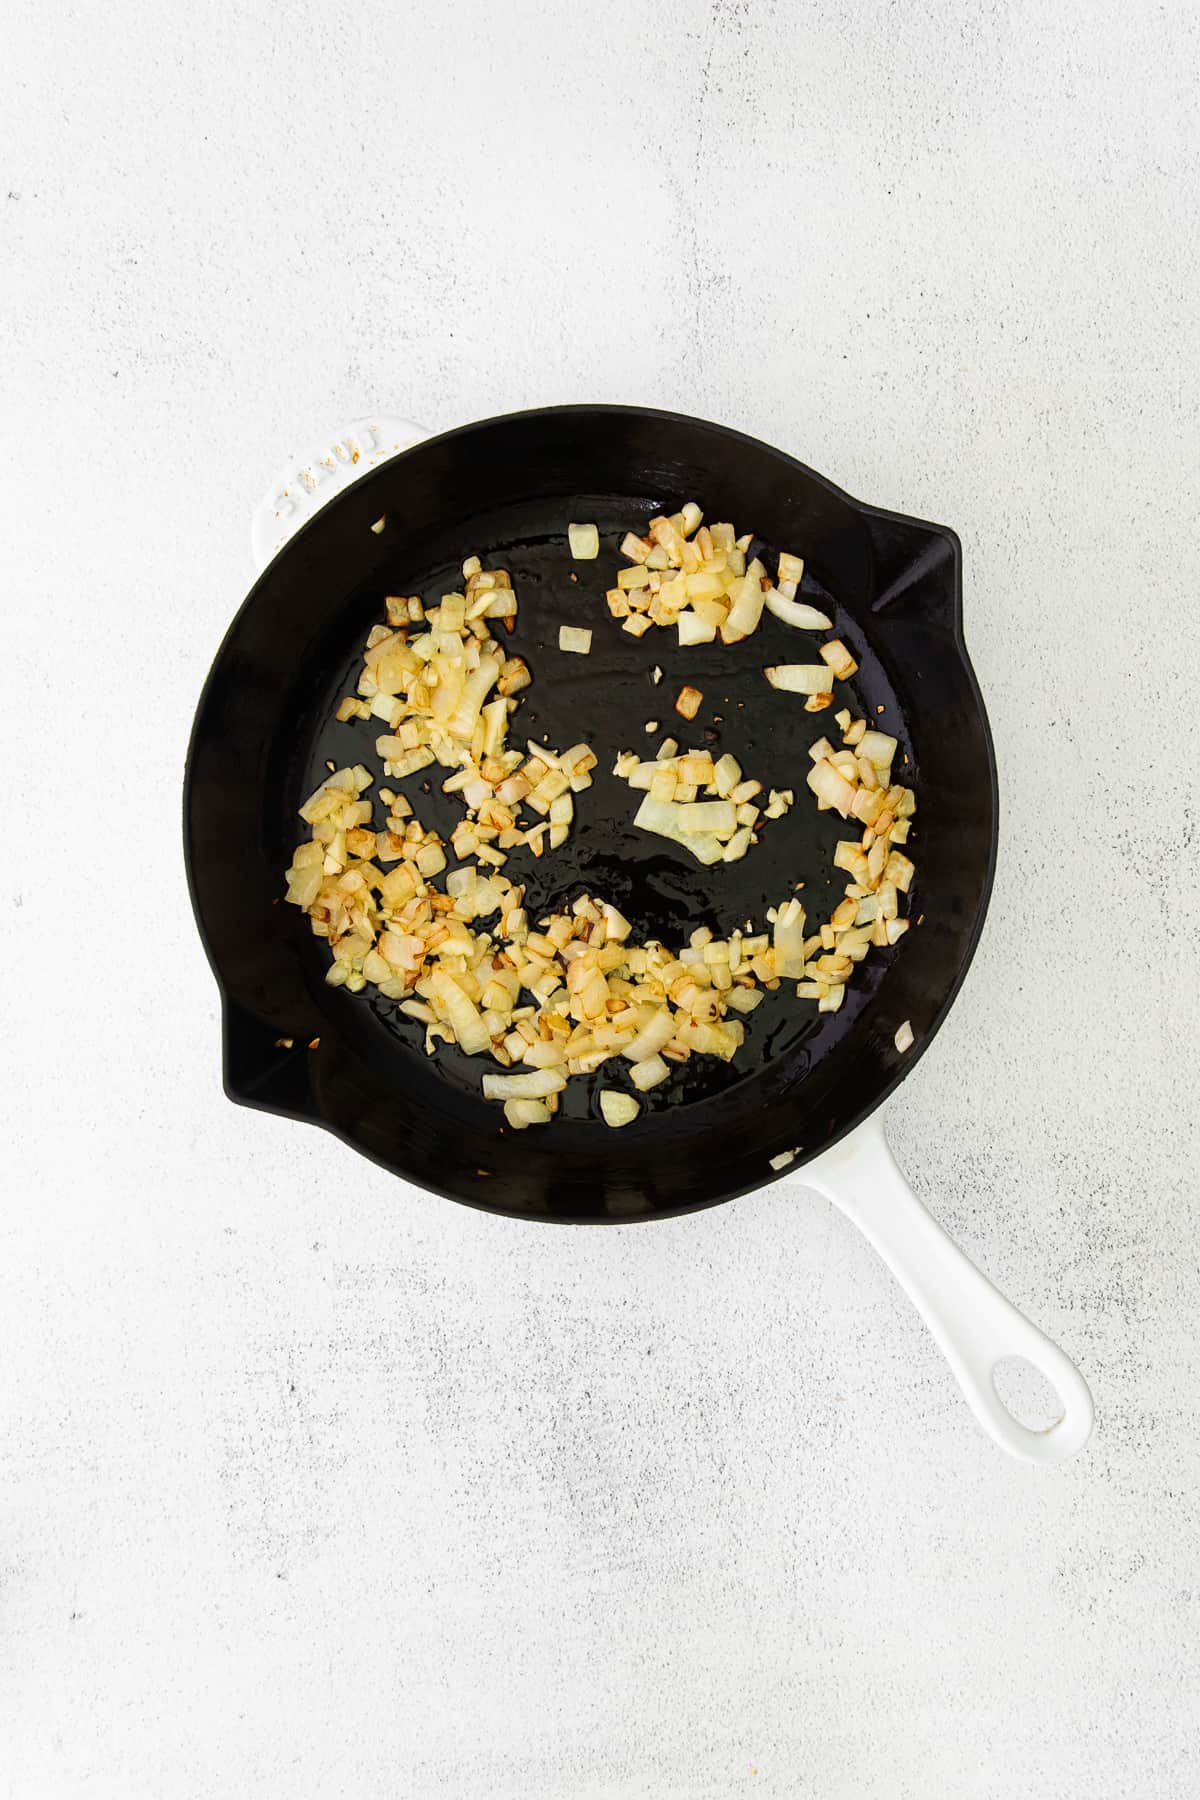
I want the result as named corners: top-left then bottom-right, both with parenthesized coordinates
top-left (804, 1117), bottom-right (1094, 1462)
top-left (250, 415), bottom-right (431, 571)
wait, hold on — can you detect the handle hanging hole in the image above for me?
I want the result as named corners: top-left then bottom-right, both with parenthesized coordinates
top-left (991, 1355), bottom-right (1064, 1432)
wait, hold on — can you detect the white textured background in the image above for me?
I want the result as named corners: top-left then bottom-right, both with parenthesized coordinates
top-left (3, 2), bottom-right (1199, 1795)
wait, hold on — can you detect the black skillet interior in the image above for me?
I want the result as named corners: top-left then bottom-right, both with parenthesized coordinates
top-left (184, 407), bottom-right (997, 1222)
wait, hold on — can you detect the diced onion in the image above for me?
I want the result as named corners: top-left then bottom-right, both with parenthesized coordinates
top-left (629, 1054), bottom-right (670, 1092)
top-left (633, 796), bottom-right (724, 865)
top-left (677, 800), bottom-right (737, 835)
top-left (289, 506), bottom-right (919, 1140)
top-left (765, 664), bottom-right (835, 696)
top-left (806, 758), bottom-right (857, 817)
top-left (622, 1009), bottom-right (676, 1063)
top-left (678, 611), bottom-right (717, 646)
top-left (819, 638), bottom-right (859, 680)
top-left (764, 589), bottom-right (832, 631)
top-left (773, 897), bottom-right (807, 977)
top-left (713, 754), bottom-right (742, 796)
top-left (482, 1068), bottom-right (568, 1100)
top-left (504, 1098), bottom-right (552, 1129)
top-left (856, 729), bottom-right (898, 769)
top-left (721, 573), bottom-right (766, 641)
top-left (600, 1091), bottom-right (640, 1127)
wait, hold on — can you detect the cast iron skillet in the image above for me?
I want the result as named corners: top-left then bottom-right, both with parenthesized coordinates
top-left (185, 405), bottom-right (1093, 1460)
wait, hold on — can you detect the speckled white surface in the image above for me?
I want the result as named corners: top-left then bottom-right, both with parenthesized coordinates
top-left (3, 1), bottom-right (1199, 1794)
